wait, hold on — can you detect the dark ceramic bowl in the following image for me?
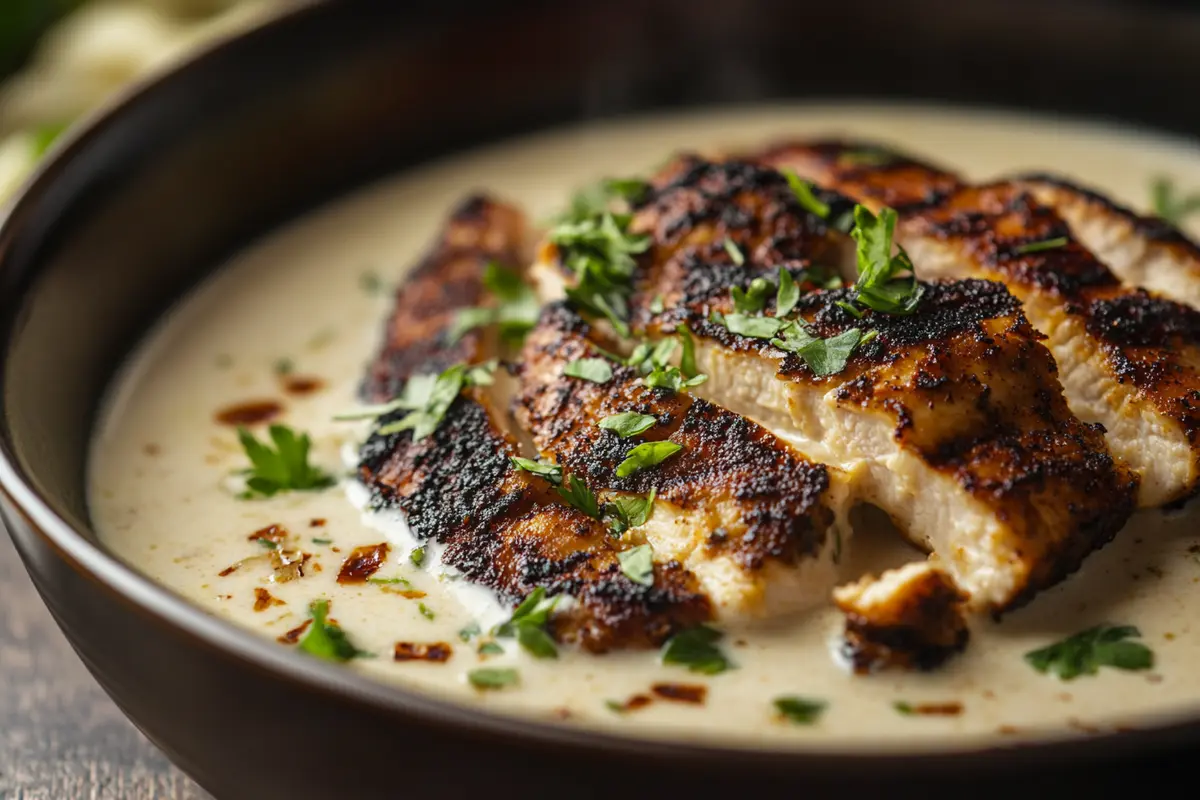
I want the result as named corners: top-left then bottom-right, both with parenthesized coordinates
top-left (4, 1), bottom-right (1200, 796)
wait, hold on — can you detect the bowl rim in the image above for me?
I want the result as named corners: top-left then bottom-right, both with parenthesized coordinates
top-left (2, 0), bottom-right (1200, 776)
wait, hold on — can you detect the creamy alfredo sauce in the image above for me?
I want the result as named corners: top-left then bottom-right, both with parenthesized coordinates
top-left (89, 104), bottom-right (1200, 752)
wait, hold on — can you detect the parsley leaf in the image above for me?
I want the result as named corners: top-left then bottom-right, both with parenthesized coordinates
top-left (617, 544), bottom-right (655, 586)
top-left (649, 294), bottom-right (665, 314)
top-left (1013, 236), bottom-right (1069, 255)
top-left (849, 205), bottom-right (924, 316)
top-left (606, 489), bottom-right (656, 535)
top-left (447, 262), bottom-right (541, 344)
top-left (782, 169), bottom-right (830, 218)
top-left (493, 587), bottom-right (560, 659)
top-left (1151, 176), bottom-right (1200, 225)
top-left (236, 425), bottom-right (336, 499)
top-left (418, 602), bottom-right (435, 620)
top-left (511, 457), bottom-right (563, 484)
top-left (557, 473), bottom-right (601, 518)
top-left (836, 148), bottom-right (896, 168)
top-left (776, 267), bottom-right (800, 318)
top-left (599, 412), bottom-right (657, 437)
top-left (564, 357), bottom-right (613, 384)
top-left (678, 327), bottom-right (699, 378)
top-left (731, 277), bottom-right (773, 314)
top-left (409, 547), bottom-right (426, 567)
top-left (468, 667), bottom-right (519, 689)
top-left (458, 622), bottom-right (481, 642)
top-left (661, 625), bottom-right (732, 675)
top-left (723, 238), bottom-right (746, 266)
top-left (774, 696), bottom-right (827, 725)
top-left (720, 313), bottom-right (787, 340)
top-left (771, 323), bottom-right (862, 377)
top-left (1024, 624), bottom-right (1154, 680)
top-left (299, 599), bottom-right (369, 662)
top-left (373, 362), bottom-right (496, 440)
top-left (616, 441), bottom-right (683, 478)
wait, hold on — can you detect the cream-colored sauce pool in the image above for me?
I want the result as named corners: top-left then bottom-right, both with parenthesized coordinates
top-left (89, 103), bottom-right (1200, 752)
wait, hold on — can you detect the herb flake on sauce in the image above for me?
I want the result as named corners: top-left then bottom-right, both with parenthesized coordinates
top-left (1024, 624), bottom-right (1154, 680)
top-left (298, 599), bottom-right (369, 662)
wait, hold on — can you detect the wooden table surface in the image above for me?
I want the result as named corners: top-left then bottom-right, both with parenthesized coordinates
top-left (0, 523), bottom-right (210, 800)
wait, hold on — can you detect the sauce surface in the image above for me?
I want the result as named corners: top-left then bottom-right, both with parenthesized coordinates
top-left (88, 103), bottom-right (1200, 752)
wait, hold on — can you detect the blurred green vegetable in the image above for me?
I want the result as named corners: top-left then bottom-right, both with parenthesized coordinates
top-left (0, 0), bottom-right (84, 77)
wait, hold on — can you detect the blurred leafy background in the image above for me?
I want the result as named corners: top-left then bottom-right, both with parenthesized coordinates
top-left (0, 1), bottom-right (83, 78)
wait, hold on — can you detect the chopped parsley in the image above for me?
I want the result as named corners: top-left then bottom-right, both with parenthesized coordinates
top-left (771, 323), bottom-right (862, 377)
top-left (478, 641), bottom-right (505, 655)
top-left (616, 441), bottom-right (683, 478)
top-left (776, 267), bottom-right (800, 317)
top-left (649, 294), bottom-right (665, 314)
top-left (661, 625), bottom-right (732, 675)
top-left (493, 587), bottom-right (560, 659)
top-left (564, 357), bottom-right (613, 384)
top-left (1151, 176), bottom-right (1200, 225)
top-left (298, 599), bottom-right (368, 662)
top-left (368, 576), bottom-right (413, 588)
top-left (643, 364), bottom-right (707, 392)
top-left (468, 667), bottom-right (519, 689)
top-left (718, 312), bottom-right (787, 340)
top-left (511, 457), bottom-right (563, 483)
top-left (848, 205), bottom-right (924, 316)
top-left (617, 544), bottom-right (655, 586)
top-left (723, 238), bottom-right (746, 266)
top-left (1023, 624), bottom-right (1154, 680)
top-left (606, 489), bottom-right (656, 535)
top-left (893, 701), bottom-right (916, 716)
top-left (774, 696), bottom-right (827, 725)
top-left (447, 262), bottom-right (540, 345)
top-left (236, 425), bottom-right (336, 499)
top-left (359, 271), bottom-right (387, 296)
top-left (1013, 236), bottom-right (1069, 255)
top-left (678, 327), bottom-right (699, 377)
top-left (458, 622), bottom-right (481, 642)
top-left (782, 169), bottom-right (830, 219)
top-left (31, 122), bottom-right (68, 159)
top-left (599, 412), bottom-right (657, 437)
top-left (418, 603), bottom-right (436, 621)
top-left (335, 362), bottom-right (496, 442)
top-left (558, 473), bottom-right (601, 519)
top-left (273, 357), bottom-right (295, 376)
top-left (731, 277), bottom-right (773, 314)
top-left (312, 537), bottom-right (333, 546)
top-left (410, 547), bottom-right (426, 567)
top-left (551, 177), bottom-right (652, 336)
top-left (256, 538), bottom-right (278, 550)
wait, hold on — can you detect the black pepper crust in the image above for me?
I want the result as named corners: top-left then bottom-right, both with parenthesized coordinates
top-left (513, 303), bottom-right (836, 572)
top-left (360, 194), bottom-right (527, 402)
top-left (359, 392), bottom-right (712, 653)
top-left (612, 153), bottom-right (1137, 611)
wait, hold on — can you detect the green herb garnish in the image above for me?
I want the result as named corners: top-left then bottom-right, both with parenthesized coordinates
top-left (771, 323), bottom-right (862, 377)
top-left (1151, 176), bottom-right (1200, 225)
top-left (774, 696), bottom-right (827, 725)
top-left (661, 625), bottom-right (732, 675)
top-left (511, 457), bottom-right (564, 484)
top-left (458, 622), bottom-right (481, 642)
top-left (359, 271), bottom-right (387, 296)
top-left (298, 599), bottom-right (368, 662)
top-left (256, 538), bottom-right (278, 550)
top-left (649, 294), bottom-right (665, 314)
top-left (1023, 624), bottom-right (1154, 680)
top-left (616, 441), bottom-right (683, 478)
top-left (336, 362), bottom-right (495, 442)
top-left (776, 267), bottom-right (800, 318)
top-left (849, 205), bottom-right (924, 316)
top-left (368, 576), bottom-right (413, 588)
top-left (478, 641), bottom-right (505, 655)
top-left (893, 701), bottom-right (915, 716)
top-left (493, 587), bottom-right (560, 659)
top-left (720, 312), bottom-right (787, 340)
top-left (723, 238), bottom-right (746, 266)
top-left (1013, 236), bottom-right (1069, 255)
top-left (599, 412), bottom-right (657, 437)
top-left (468, 667), bottom-right (519, 689)
top-left (564, 357), bottom-right (614, 384)
top-left (410, 547), bottom-right (426, 567)
top-left (782, 169), bottom-right (830, 218)
top-left (236, 425), bottom-right (336, 499)
top-left (606, 489), bottom-right (656, 535)
top-left (557, 473), bottom-right (601, 519)
top-left (617, 544), bottom-right (655, 586)
top-left (678, 327), bottom-right (699, 378)
top-left (312, 537), bottom-right (333, 545)
top-left (418, 603), bottom-right (436, 621)
top-left (273, 357), bottom-right (295, 376)
top-left (730, 277), bottom-right (773, 314)
top-left (447, 262), bottom-right (540, 344)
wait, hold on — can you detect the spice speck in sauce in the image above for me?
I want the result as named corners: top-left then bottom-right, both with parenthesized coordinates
top-left (283, 376), bottom-right (326, 396)
top-left (394, 641), bottom-right (454, 662)
top-left (215, 400), bottom-right (284, 426)
top-left (337, 543), bottom-right (391, 584)
top-left (278, 618), bottom-right (312, 644)
top-left (254, 587), bottom-right (286, 612)
top-left (651, 683), bottom-right (708, 705)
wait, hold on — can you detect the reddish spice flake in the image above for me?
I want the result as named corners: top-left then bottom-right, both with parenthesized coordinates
top-left (337, 543), bottom-right (391, 584)
top-left (552, 708), bottom-right (573, 720)
top-left (253, 587), bottom-right (285, 612)
top-left (311, 562), bottom-right (323, 573)
top-left (1068, 717), bottom-right (1100, 734)
top-left (906, 702), bottom-right (964, 716)
top-left (611, 694), bottom-right (653, 713)
top-left (651, 683), bottom-right (707, 705)
top-left (283, 376), bottom-right (326, 396)
top-left (278, 618), bottom-right (312, 644)
top-left (215, 400), bottom-right (284, 426)
top-left (249, 524), bottom-right (289, 545)
top-left (393, 641), bottom-right (454, 663)
top-left (383, 588), bottom-right (427, 600)
top-left (143, 443), bottom-right (161, 456)
top-left (309, 518), bottom-right (327, 528)
top-left (218, 564), bottom-right (239, 577)
top-left (997, 725), bottom-right (1021, 735)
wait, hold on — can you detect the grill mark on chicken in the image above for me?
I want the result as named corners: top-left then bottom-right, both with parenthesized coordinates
top-left (1013, 173), bottom-right (1200, 310)
top-left (529, 156), bottom-right (1138, 612)
top-left (512, 303), bottom-right (840, 618)
top-left (359, 392), bottom-right (712, 652)
top-left (758, 141), bottom-right (1200, 506)
top-left (361, 194), bottom-right (527, 402)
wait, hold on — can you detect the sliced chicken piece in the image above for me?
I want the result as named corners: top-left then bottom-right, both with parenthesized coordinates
top-left (359, 389), bottom-right (712, 652)
top-left (361, 194), bottom-right (528, 402)
top-left (512, 302), bottom-right (846, 622)
top-left (1014, 173), bottom-right (1200, 310)
top-left (760, 141), bottom-right (1200, 507)
top-left (531, 157), bottom-right (1137, 613)
top-left (832, 561), bottom-right (969, 673)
